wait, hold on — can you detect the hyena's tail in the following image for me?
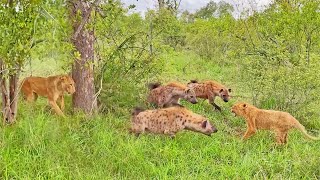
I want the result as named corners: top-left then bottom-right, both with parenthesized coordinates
top-left (131, 107), bottom-right (145, 117)
top-left (294, 121), bottom-right (320, 140)
top-left (148, 82), bottom-right (161, 90)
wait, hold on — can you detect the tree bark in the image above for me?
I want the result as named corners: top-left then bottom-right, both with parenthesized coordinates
top-left (0, 61), bottom-right (20, 124)
top-left (9, 69), bottom-right (20, 121)
top-left (69, 0), bottom-right (97, 114)
top-left (158, 0), bottom-right (165, 10)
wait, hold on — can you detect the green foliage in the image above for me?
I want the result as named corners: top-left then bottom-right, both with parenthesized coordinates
top-left (0, 0), bottom-right (73, 72)
top-left (146, 8), bottom-right (185, 50)
top-left (94, 2), bottom-right (163, 113)
top-left (0, 1), bottom-right (40, 67)
top-left (194, 1), bottom-right (234, 19)
top-left (2, 0), bottom-right (320, 178)
top-left (1, 54), bottom-right (320, 179)
top-left (186, 16), bottom-right (236, 64)
top-left (30, 0), bottom-right (74, 69)
top-left (236, 0), bottom-right (320, 121)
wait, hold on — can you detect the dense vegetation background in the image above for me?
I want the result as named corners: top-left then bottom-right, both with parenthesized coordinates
top-left (0, 0), bottom-right (320, 178)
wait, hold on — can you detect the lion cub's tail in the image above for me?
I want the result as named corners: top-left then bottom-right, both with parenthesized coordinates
top-left (294, 122), bottom-right (320, 140)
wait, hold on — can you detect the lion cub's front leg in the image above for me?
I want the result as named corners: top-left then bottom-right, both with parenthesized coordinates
top-left (58, 95), bottom-right (65, 112)
top-left (242, 129), bottom-right (256, 140)
top-left (48, 97), bottom-right (65, 116)
top-left (242, 118), bottom-right (257, 140)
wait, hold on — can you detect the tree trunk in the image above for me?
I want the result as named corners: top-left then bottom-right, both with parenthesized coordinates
top-left (149, 20), bottom-right (153, 55)
top-left (69, 0), bottom-right (97, 114)
top-left (158, 0), bottom-right (165, 10)
top-left (9, 70), bottom-right (20, 121)
top-left (0, 61), bottom-right (19, 124)
top-left (0, 71), bottom-right (9, 125)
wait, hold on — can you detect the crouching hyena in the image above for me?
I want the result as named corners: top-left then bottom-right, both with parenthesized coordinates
top-left (187, 80), bottom-right (231, 111)
top-left (130, 106), bottom-right (218, 137)
top-left (147, 82), bottom-right (198, 108)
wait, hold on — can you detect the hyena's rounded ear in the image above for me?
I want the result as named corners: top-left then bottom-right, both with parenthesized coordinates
top-left (228, 88), bottom-right (231, 93)
top-left (201, 120), bottom-right (207, 128)
top-left (243, 104), bottom-right (247, 108)
top-left (219, 89), bottom-right (223, 93)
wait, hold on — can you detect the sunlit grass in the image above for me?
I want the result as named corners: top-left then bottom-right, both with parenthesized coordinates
top-left (1, 52), bottom-right (320, 179)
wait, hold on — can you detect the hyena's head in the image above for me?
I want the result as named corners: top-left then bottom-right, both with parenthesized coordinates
top-left (199, 119), bottom-right (218, 136)
top-left (185, 114), bottom-right (218, 136)
top-left (231, 102), bottom-right (249, 117)
top-left (218, 88), bottom-right (231, 102)
top-left (184, 88), bottom-right (198, 104)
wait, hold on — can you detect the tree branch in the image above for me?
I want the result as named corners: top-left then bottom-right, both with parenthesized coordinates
top-left (72, 0), bottom-right (101, 40)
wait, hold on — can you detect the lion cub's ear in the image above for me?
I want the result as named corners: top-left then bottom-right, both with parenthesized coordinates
top-left (228, 88), bottom-right (232, 93)
top-left (60, 76), bottom-right (67, 81)
top-left (243, 103), bottom-right (247, 108)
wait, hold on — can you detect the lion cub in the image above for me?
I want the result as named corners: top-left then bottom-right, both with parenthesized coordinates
top-left (231, 102), bottom-right (319, 144)
top-left (130, 106), bottom-right (218, 137)
top-left (21, 75), bottom-right (75, 116)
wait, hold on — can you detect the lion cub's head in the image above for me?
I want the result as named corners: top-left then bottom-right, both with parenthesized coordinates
top-left (60, 75), bottom-right (76, 94)
top-left (231, 102), bottom-right (248, 117)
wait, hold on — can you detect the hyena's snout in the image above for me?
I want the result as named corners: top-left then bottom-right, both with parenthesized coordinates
top-left (191, 99), bottom-right (198, 104)
top-left (205, 121), bottom-right (218, 136)
top-left (189, 96), bottom-right (198, 104)
top-left (212, 127), bottom-right (218, 133)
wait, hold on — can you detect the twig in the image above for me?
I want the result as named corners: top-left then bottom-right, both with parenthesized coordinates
top-left (72, 0), bottom-right (101, 40)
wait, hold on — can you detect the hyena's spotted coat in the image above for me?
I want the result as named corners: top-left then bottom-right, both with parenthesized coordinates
top-left (187, 80), bottom-right (231, 111)
top-left (147, 82), bottom-right (197, 108)
top-left (130, 106), bottom-right (218, 137)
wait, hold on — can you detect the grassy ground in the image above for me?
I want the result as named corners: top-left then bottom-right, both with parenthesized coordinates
top-left (1, 52), bottom-right (320, 179)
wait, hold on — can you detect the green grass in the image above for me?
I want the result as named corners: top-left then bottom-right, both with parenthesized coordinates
top-left (1, 52), bottom-right (320, 179)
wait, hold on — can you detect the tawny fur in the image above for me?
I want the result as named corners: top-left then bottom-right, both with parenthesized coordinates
top-left (130, 106), bottom-right (218, 137)
top-left (147, 82), bottom-right (198, 108)
top-left (21, 74), bottom-right (75, 116)
top-left (231, 102), bottom-right (320, 144)
top-left (187, 80), bottom-right (231, 111)
top-left (166, 82), bottom-right (187, 90)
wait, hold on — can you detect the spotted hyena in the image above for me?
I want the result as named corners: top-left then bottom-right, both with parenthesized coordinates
top-left (147, 82), bottom-right (198, 108)
top-left (187, 80), bottom-right (231, 111)
top-left (130, 106), bottom-right (218, 137)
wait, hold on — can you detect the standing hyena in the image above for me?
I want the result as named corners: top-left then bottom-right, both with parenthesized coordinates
top-left (147, 82), bottom-right (198, 108)
top-left (187, 80), bottom-right (231, 111)
top-left (130, 106), bottom-right (218, 137)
